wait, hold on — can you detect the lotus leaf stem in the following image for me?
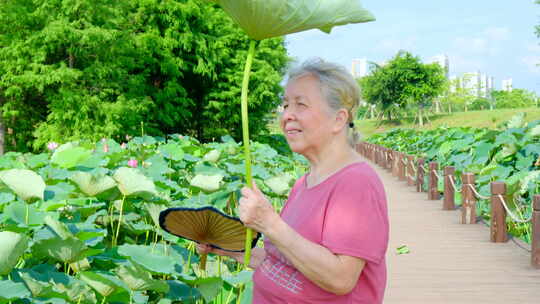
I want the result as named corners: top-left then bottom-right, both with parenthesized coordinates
top-left (241, 39), bottom-right (256, 269)
top-left (114, 195), bottom-right (126, 247)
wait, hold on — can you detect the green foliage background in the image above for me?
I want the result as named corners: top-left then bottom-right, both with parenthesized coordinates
top-left (358, 51), bottom-right (446, 120)
top-left (0, 0), bottom-right (289, 152)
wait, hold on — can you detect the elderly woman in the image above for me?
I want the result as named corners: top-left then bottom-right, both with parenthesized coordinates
top-left (199, 59), bottom-right (388, 303)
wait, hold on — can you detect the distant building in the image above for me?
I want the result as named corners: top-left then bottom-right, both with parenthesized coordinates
top-left (480, 74), bottom-right (494, 98)
top-left (427, 54), bottom-right (449, 78)
top-left (502, 78), bottom-right (513, 92)
top-left (351, 58), bottom-right (369, 78)
top-left (462, 71), bottom-right (481, 97)
top-left (450, 71), bottom-right (494, 98)
top-left (449, 75), bottom-right (459, 93)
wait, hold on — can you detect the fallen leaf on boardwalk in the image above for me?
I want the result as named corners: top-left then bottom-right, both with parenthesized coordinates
top-left (396, 245), bottom-right (410, 255)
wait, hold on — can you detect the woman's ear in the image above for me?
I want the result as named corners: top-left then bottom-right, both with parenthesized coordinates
top-left (332, 109), bottom-right (349, 132)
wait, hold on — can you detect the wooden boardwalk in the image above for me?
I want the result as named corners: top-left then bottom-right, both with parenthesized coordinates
top-left (367, 159), bottom-right (540, 303)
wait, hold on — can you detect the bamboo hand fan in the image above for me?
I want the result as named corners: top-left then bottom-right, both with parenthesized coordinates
top-left (159, 206), bottom-right (260, 252)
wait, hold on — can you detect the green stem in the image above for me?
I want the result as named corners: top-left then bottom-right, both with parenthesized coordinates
top-left (100, 296), bottom-right (107, 304)
top-left (25, 204), bottom-right (29, 225)
top-left (241, 39), bottom-right (256, 269)
top-left (114, 195), bottom-right (126, 247)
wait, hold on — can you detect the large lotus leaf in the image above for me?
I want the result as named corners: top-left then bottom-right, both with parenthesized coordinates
top-left (0, 280), bottom-right (31, 300)
top-left (164, 280), bottom-right (201, 302)
top-left (195, 277), bottom-right (223, 303)
top-left (203, 150), bottom-right (221, 163)
top-left (113, 167), bottom-right (157, 198)
top-left (528, 124), bottom-right (540, 137)
top-left (3, 201), bottom-right (49, 227)
top-left (51, 143), bottom-right (92, 169)
top-left (44, 215), bottom-right (73, 239)
top-left (210, 0), bottom-right (375, 40)
top-left (158, 142), bottom-right (185, 161)
top-left (0, 169), bottom-right (46, 201)
top-left (116, 262), bottom-right (169, 293)
top-left (0, 231), bottom-right (29, 275)
top-left (70, 172), bottom-right (117, 196)
top-left (265, 174), bottom-right (293, 195)
top-left (33, 236), bottom-right (87, 263)
top-left (79, 271), bottom-right (128, 297)
top-left (117, 244), bottom-right (182, 275)
top-left (190, 174), bottom-right (223, 192)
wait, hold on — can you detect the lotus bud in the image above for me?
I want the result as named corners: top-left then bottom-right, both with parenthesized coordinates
top-left (47, 142), bottom-right (59, 151)
top-left (127, 159), bottom-right (138, 168)
top-left (121, 143), bottom-right (127, 149)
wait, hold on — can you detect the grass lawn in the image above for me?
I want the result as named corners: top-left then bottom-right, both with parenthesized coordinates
top-left (356, 107), bottom-right (540, 139)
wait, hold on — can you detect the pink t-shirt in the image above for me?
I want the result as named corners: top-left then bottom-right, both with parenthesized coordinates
top-left (252, 162), bottom-right (389, 304)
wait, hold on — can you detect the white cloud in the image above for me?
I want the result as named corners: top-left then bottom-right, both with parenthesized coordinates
top-left (526, 43), bottom-right (540, 53)
top-left (449, 54), bottom-right (485, 74)
top-left (451, 26), bottom-right (510, 56)
top-left (454, 37), bottom-right (490, 54)
top-left (484, 26), bottom-right (510, 41)
top-left (376, 36), bottom-right (418, 53)
top-left (521, 56), bottom-right (540, 74)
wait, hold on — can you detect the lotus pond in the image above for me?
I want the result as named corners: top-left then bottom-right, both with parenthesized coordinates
top-left (0, 134), bottom-right (307, 304)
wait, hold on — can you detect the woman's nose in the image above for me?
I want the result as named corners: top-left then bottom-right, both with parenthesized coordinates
top-left (281, 107), bottom-right (296, 122)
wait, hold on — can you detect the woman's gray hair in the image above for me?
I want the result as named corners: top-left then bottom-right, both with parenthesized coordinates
top-left (286, 58), bottom-right (361, 147)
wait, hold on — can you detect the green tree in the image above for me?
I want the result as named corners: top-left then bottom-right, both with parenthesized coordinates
top-left (491, 89), bottom-right (538, 109)
top-left (358, 51), bottom-right (446, 125)
top-left (0, 0), bottom-right (288, 152)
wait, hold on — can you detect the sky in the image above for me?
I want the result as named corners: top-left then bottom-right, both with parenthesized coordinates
top-left (284, 0), bottom-right (540, 94)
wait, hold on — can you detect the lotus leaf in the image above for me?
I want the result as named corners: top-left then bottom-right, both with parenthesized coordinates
top-left (0, 280), bottom-right (31, 300)
top-left (0, 231), bottom-right (28, 275)
top-left (51, 143), bottom-right (92, 169)
top-left (203, 149), bottom-right (221, 163)
top-left (265, 175), bottom-right (292, 195)
top-left (0, 169), bottom-right (46, 201)
top-left (190, 174), bottom-right (223, 192)
top-left (209, 0), bottom-right (375, 40)
top-left (117, 244), bottom-right (181, 275)
top-left (79, 271), bottom-right (128, 297)
top-left (113, 167), bottom-right (157, 198)
top-left (70, 171), bottom-right (117, 196)
top-left (116, 262), bottom-right (169, 292)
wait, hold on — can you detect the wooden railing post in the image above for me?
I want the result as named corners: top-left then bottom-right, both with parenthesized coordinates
top-left (392, 151), bottom-right (399, 177)
top-left (407, 155), bottom-right (415, 186)
top-left (375, 146), bottom-right (380, 166)
top-left (532, 195), bottom-right (540, 268)
top-left (398, 153), bottom-right (407, 181)
top-left (443, 166), bottom-right (455, 210)
top-left (428, 162), bottom-right (440, 200)
top-left (490, 182), bottom-right (508, 243)
top-left (386, 149), bottom-right (393, 172)
top-left (461, 173), bottom-right (477, 224)
top-left (416, 158), bottom-right (425, 192)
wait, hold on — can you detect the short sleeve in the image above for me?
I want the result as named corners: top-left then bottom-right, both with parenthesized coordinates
top-left (321, 172), bottom-right (388, 265)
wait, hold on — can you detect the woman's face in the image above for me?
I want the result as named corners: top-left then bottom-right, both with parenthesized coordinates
top-left (280, 74), bottom-right (336, 156)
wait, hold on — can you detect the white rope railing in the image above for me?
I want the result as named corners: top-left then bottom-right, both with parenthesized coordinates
top-left (447, 175), bottom-right (462, 193)
top-left (432, 170), bottom-right (442, 181)
top-left (467, 184), bottom-right (490, 200)
top-left (496, 195), bottom-right (532, 223)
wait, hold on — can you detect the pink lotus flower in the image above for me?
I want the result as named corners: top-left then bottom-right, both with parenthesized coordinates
top-left (121, 143), bottom-right (127, 149)
top-left (127, 159), bottom-right (138, 168)
top-left (47, 142), bottom-right (59, 151)
top-left (103, 143), bottom-right (109, 153)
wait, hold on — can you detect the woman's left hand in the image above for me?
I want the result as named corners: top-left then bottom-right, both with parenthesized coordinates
top-left (239, 182), bottom-right (279, 234)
